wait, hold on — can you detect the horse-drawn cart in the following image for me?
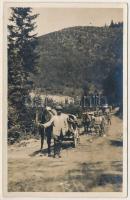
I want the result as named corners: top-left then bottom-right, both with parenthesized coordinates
top-left (63, 114), bottom-right (80, 148)
top-left (82, 111), bottom-right (107, 136)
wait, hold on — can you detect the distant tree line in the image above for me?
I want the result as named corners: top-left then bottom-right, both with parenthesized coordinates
top-left (109, 20), bottom-right (123, 28)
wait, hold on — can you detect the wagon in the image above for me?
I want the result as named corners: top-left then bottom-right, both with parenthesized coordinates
top-left (40, 108), bottom-right (80, 148)
top-left (63, 114), bottom-right (80, 148)
top-left (82, 111), bottom-right (107, 136)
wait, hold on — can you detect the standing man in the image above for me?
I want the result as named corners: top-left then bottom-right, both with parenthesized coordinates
top-left (41, 106), bottom-right (67, 158)
top-left (106, 111), bottom-right (112, 125)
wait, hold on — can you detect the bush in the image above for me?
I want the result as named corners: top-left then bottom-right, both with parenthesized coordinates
top-left (8, 125), bottom-right (40, 145)
top-left (63, 104), bottom-right (82, 116)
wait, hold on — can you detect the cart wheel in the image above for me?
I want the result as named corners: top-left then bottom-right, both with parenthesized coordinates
top-left (73, 136), bottom-right (77, 148)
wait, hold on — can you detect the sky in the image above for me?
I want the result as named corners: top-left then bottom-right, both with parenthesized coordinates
top-left (31, 8), bottom-right (123, 36)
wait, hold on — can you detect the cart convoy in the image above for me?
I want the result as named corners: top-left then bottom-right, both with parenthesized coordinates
top-left (82, 108), bottom-right (111, 137)
top-left (37, 104), bottom-right (112, 158)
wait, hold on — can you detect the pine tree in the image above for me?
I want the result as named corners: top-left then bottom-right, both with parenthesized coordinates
top-left (110, 20), bottom-right (114, 28)
top-left (8, 8), bottom-right (39, 139)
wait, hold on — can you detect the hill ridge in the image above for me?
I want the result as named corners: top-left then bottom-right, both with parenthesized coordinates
top-left (34, 25), bottom-right (123, 99)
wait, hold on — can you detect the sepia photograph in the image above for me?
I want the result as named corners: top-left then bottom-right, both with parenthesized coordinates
top-left (2, 1), bottom-right (128, 198)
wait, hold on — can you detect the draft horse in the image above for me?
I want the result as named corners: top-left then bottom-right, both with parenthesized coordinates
top-left (36, 108), bottom-right (53, 156)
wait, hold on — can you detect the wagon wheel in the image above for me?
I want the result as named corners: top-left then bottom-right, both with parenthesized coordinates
top-left (73, 136), bottom-right (77, 148)
top-left (95, 125), bottom-right (100, 136)
top-left (99, 128), bottom-right (103, 136)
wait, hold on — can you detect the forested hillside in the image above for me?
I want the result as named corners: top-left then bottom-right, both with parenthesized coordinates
top-left (34, 24), bottom-right (123, 103)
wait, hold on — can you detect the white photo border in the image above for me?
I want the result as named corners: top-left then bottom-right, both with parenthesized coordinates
top-left (1, 1), bottom-right (128, 199)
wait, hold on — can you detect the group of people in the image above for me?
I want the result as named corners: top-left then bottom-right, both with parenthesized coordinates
top-left (37, 105), bottom-right (112, 158)
top-left (38, 105), bottom-right (78, 158)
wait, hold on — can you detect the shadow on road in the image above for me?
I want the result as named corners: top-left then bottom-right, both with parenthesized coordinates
top-left (97, 173), bottom-right (122, 185)
top-left (111, 161), bottom-right (123, 172)
top-left (29, 142), bottom-right (74, 157)
top-left (109, 139), bottom-right (123, 147)
top-left (8, 160), bottom-right (123, 192)
top-left (64, 161), bottom-right (123, 192)
top-left (62, 142), bottom-right (73, 150)
top-left (29, 148), bottom-right (48, 156)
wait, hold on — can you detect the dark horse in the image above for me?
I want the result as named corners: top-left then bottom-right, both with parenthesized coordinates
top-left (37, 108), bottom-right (53, 156)
top-left (82, 113), bottom-right (91, 133)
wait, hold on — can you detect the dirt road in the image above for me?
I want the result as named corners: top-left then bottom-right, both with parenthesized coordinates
top-left (8, 115), bottom-right (123, 192)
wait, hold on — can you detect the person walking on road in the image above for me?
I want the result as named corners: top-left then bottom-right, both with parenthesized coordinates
top-left (107, 112), bottom-right (112, 125)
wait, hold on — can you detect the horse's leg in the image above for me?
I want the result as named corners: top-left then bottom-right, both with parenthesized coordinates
top-left (86, 122), bottom-right (90, 134)
top-left (47, 132), bottom-right (51, 156)
top-left (84, 124), bottom-right (87, 133)
top-left (47, 139), bottom-right (51, 156)
top-left (40, 128), bottom-right (44, 150)
top-left (88, 122), bottom-right (90, 133)
top-left (89, 123), bottom-right (91, 134)
top-left (41, 135), bottom-right (44, 150)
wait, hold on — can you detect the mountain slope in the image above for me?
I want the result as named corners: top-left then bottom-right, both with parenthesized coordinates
top-left (35, 25), bottom-right (123, 96)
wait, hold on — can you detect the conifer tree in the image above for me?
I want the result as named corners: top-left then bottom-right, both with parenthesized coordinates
top-left (8, 8), bottom-right (39, 137)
